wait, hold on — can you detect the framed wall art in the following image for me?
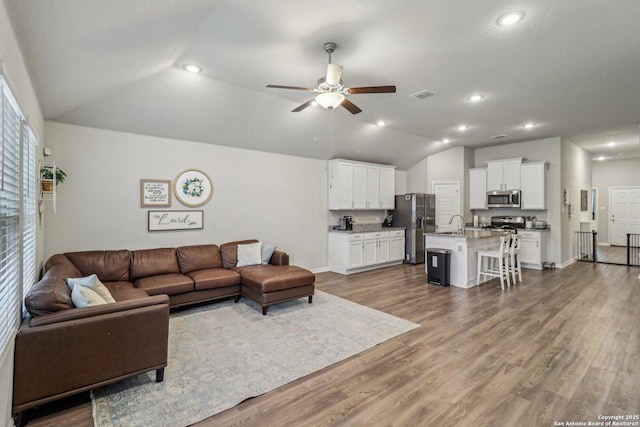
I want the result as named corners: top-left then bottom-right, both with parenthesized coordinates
top-left (148, 210), bottom-right (203, 231)
top-left (174, 169), bottom-right (213, 207)
top-left (140, 179), bottom-right (171, 207)
top-left (580, 189), bottom-right (588, 211)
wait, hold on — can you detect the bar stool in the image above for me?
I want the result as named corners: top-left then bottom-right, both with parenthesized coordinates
top-left (507, 234), bottom-right (522, 284)
top-left (477, 235), bottom-right (511, 289)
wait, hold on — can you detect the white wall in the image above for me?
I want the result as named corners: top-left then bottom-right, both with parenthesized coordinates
top-left (1, 2), bottom-right (46, 424)
top-left (406, 157), bottom-right (428, 193)
top-left (44, 122), bottom-right (328, 271)
top-left (474, 137), bottom-right (563, 265)
top-left (561, 138), bottom-right (592, 262)
top-left (592, 158), bottom-right (640, 243)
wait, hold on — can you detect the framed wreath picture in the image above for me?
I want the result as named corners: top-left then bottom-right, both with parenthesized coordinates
top-left (174, 169), bottom-right (213, 207)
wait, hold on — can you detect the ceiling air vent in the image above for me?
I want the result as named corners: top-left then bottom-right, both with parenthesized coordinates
top-left (410, 89), bottom-right (435, 100)
top-left (491, 134), bottom-right (508, 139)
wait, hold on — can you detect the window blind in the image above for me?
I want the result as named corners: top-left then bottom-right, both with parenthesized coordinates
top-left (22, 123), bottom-right (37, 311)
top-left (0, 75), bottom-right (26, 354)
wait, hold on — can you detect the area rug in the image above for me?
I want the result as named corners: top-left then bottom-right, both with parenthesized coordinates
top-left (91, 291), bottom-right (419, 427)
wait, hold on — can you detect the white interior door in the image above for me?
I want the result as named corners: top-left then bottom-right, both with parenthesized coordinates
top-left (610, 187), bottom-right (640, 246)
top-left (433, 182), bottom-right (461, 232)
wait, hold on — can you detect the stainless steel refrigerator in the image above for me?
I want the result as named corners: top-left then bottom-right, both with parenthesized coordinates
top-left (391, 193), bottom-right (436, 264)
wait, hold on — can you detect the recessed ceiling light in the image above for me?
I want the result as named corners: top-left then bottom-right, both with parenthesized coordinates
top-left (597, 156), bottom-right (605, 161)
top-left (442, 138), bottom-right (451, 144)
top-left (183, 64), bottom-right (202, 73)
top-left (467, 94), bottom-right (484, 102)
top-left (497, 11), bottom-right (525, 26)
top-left (607, 141), bottom-right (616, 147)
top-left (376, 120), bottom-right (386, 127)
top-left (457, 125), bottom-right (468, 131)
top-left (522, 122), bottom-right (536, 129)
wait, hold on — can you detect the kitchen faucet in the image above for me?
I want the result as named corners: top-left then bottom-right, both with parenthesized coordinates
top-left (448, 215), bottom-right (466, 235)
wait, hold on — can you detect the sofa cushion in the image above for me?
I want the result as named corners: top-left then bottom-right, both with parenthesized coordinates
top-left (64, 250), bottom-right (131, 282)
top-left (71, 285), bottom-right (109, 308)
top-left (67, 274), bottom-right (116, 303)
top-left (236, 242), bottom-right (262, 267)
top-left (261, 244), bottom-right (277, 264)
top-left (108, 287), bottom-right (150, 302)
top-left (130, 248), bottom-right (180, 281)
top-left (25, 258), bottom-right (80, 316)
top-left (176, 244), bottom-right (222, 274)
top-left (186, 269), bottom-right (241, 291)
top-left (134, 273), bottom-right (194, 296)
top-left (238, 265), bottom-right (315, 293)
top-left (220, 239), bottom-right (259, 269)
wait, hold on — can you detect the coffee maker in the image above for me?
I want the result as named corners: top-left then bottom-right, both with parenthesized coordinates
top-left (337, 215), bottom-right (353, 230)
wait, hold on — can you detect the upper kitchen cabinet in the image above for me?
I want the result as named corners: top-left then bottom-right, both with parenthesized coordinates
top-left (328, 159), bottom-right (395, 210)
top-left (520, 161), bottom-right (547, 209)
top-left (486, 158), bottom-right (522, 191)
top-left (469, 168), bottom-right (487, 209)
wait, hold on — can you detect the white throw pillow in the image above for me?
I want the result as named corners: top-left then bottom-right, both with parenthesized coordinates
top-left (261, 244), bottom-right (277, 264)
top-left (236, 242), bottom-right (262, 267)
top-left (67, 274), bottom-right (116, 303)
top-left (71, 285), bottom-right (108, 308)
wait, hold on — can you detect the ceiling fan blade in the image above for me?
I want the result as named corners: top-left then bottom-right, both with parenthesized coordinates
top-left (341, 98), bottom-right (362, 114)
top-left (292, 99), bottom-right (316, 112)
top-left (326, 64), bottom-right (343, 86)
top-left (266, 84), bottom-right (314, 91)
top-left (347, 85), bottom-right (397, 94)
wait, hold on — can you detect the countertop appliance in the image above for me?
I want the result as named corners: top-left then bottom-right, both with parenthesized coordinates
top-left (487, 190), bottom-right (521, 208)
top-left (390, 193), bottom-right (435, 264)
top-left (533, 220), bottom-right (547, 229)
top-left (482, 216), bottom-right (526, 232)
top-left (336, 215), bottom-right (353, 231)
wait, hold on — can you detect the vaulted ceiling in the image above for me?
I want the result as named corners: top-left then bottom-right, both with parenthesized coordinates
top-left (5, 0), bottom-right (640, 169)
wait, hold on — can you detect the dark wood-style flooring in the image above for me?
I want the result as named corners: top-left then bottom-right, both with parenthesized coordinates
top-left (26, 261), bottom-right (640, 426)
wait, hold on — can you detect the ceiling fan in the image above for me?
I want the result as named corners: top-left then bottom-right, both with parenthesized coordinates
top-left (266, 42), bottom-right (396, 114)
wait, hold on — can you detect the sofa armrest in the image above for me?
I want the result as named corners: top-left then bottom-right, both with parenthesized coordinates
top-left (28, 294), bottom-right (169, 327)
top-left (13, 296), bottom-right (169, 412)
top-left (270, 250), bottom-right (289, 266)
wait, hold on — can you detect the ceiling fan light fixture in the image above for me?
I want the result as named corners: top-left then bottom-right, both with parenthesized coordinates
top-left (315, 92), bottom-right (345, 109)
top-left (326, 64), bottom-right (343, 86)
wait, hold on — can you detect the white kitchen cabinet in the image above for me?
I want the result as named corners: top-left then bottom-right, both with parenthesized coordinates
top-left (328, 159), bottom-right (396, 210)
top-left (469, 168), bottom-right (487, 209)
top-left (353, 163), bottom-right (367, 209)
top-left (379, 167), bottom-right (395, 209)
top-left (486, 158), bottom-right (522, 191)
top-left (365, 166), bottom-right (380, 209)
top-left (327, 161), bottom-right (354, 209)
top-left (389, 230), bottom-right (405, 261)
top-left (520, 161), bottom-right (546, 210)
top-left (519, 230), bottom-right (548, 269)
top-left (328, 230), bottom-right (404, 274)
top-left (348, 234), bottom-right (364, 268)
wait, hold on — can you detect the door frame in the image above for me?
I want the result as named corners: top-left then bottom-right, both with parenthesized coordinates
top-left (608, 186), bottom-right (640, 246)
top-left (432, 181), bottom-right (461, 231)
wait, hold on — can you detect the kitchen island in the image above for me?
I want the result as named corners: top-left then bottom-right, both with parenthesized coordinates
top-left (424, 230), bottom-right (511, 288)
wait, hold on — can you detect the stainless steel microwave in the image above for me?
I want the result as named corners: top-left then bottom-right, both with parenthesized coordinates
top-left (487, 190), bottom-right (521, 208)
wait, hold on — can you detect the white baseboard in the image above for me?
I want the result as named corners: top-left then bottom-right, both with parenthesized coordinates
top-left (310, 267), bottom-right (330, 274)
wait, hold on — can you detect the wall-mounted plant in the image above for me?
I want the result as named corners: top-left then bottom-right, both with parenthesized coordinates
top-left (40, 165), bottom-right (67, 191)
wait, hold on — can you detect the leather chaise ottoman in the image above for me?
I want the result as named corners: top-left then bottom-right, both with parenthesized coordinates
top-left (238, 264), bottom-right (315, 315)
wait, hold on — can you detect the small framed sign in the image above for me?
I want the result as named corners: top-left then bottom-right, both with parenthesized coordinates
top-left (141, 179), bottom-right (171, 207)
top-left (148, 210), bottom-right (203, 231)
top-left (174, 169), bottom-right (213, 207)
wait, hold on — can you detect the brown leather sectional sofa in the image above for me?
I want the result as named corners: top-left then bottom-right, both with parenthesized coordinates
top-left (13, 239), bottom-right (315, 424)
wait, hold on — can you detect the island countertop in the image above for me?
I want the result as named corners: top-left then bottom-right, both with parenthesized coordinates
top-left (424, 230), bottom-right (512, 240)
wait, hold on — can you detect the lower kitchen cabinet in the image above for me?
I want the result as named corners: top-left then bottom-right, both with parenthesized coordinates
top-left (519, 230), bottom-right (548, 270)
top-left (328, 229), bottom-right (405, 274)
